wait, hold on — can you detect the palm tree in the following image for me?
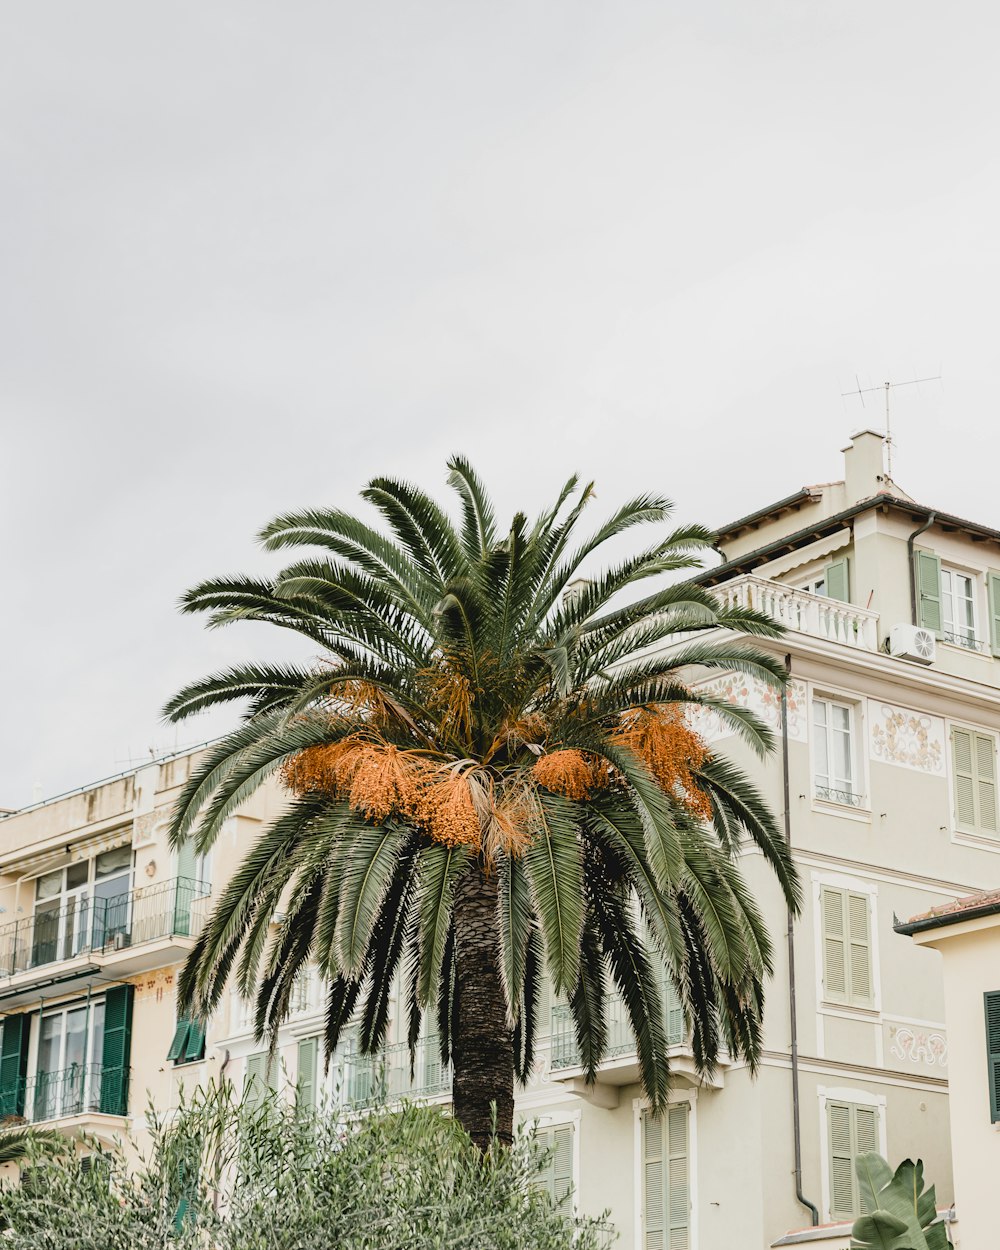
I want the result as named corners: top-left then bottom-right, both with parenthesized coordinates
top-left (165, 462), bottom-right (799, 1149)
top-left (0, 1123), bottom-right (63, 1166)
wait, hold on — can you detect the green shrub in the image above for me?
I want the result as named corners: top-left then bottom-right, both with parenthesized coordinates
top-left (0, 1082), bottom-right (613, 1250)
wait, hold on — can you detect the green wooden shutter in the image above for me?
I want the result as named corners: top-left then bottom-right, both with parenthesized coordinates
top-left (297, 1037), bottom-right (318, 1110)
top-left (989, 574), bottom-right (1000, 657)
top-left (953, 728), bottom-right (998, 834)
top-left (643, 1110), bottom-right (665, 1250)
top-left (0, 1015), bottom-right (30, 1118)
top-left (100, 985), bottom-right (134, 1115)
top-left (244, 1052), bottom-right (272, 1108)
top-left (821, 888), bottom-right (848, 1004)
top-left (828, 1101), bottom-right (855, 1218)
top-left (985, 992), bottom-right (1000, 1122)
top-left (976, 733), bottom-right (998, 832)
top-left (826, 558), bottom-right (850, 602)
top-left (953, 728), bottom-right (977, 829)
top-left (914, 550), bottom-right (942, 635)
top-left (184, 1017), bottom-right (206, 1063)
top-left (642, 1106), bottom-right (689, 1250)
top-left (854, 1106), bottom-right (879, 1212)
top-left (552, 1126), bottom-right (573, 1213)
top-left (167, 1017), bottom-right (191, 1062)
top-left (847, 893), bottom-right (874, 1008)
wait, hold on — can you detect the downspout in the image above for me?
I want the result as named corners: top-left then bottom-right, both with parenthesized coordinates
top-left (907, 513), bottom-right (937, 626)
top-left (782, 656), bottom-right (819, 1226)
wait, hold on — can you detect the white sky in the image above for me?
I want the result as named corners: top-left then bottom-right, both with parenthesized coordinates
top-left (2, 1), bottom-right (996, 808)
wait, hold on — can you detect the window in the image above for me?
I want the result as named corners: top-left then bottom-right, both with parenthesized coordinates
top-left (167, 1013), bottom-right (207, 1065)
top-left (35, 1001), bottom-right (106, 1120)
top-left (827, 1100), bottom-right (879, 1219)
top-left (32, 846), bottom-right (132, 966)
top-left (641, 1104), bottom-right (690, 1249)
top-left (797, 557), bottom-right (849, 602)
top-left (244, 1052), bottom-right (275, 1109)
top-left (951, 727), bottom-right (998, 836)
top-left (813, 697), bottom-right (862, 807)
top-left (296, 1036), bottom-right (319, 1110)
top-left (820, 886), bottom-right (874, 1008)
top-left (985, 992), bottom-right (1000, 1122)
top-left (941, 566), bottom-right (979, 650)
top-left (533, 1125), bottom-right (574, 1213)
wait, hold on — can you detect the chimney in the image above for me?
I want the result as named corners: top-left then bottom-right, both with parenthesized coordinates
top-left (842, 430), bottom-right (887, 503)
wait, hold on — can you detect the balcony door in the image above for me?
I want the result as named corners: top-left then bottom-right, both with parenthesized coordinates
top-left (33, 1001), bottom-right (105, 1121)
top-left (32, 848), bottom-right (132, 968)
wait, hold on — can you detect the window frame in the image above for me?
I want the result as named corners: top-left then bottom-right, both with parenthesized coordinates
top-left (811, 692), bottom-right (866, 811)
top-left (948, 722), bottom-right (999, 839)
top-left (940, 563), bottom-right (985, 652)
top-left (633, 1090), bottom-right (696, 1250)
top-left (811, 873), bottom-right (882, 1017)
top-left (817, 1087), bottom-right (887, 1223)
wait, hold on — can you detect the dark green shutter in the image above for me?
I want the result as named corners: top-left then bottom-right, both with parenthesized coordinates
top-left (0, 1015), bottom-right (30, 1118)
top-left (914, 549), bottom-right (942, 635)
top-left (986, 991), bottom-right (1000, 1122)
top-left (826, 558), bottom-right (850, 602)
top-left (167, 1018), bottom-right (191, 1062)
top-left (184, 1017), bottom-right (206, 1063)
top-left (988, 574), bottom-right (1000, 657)
top-left (100, 985), bottom-right (134, 1115)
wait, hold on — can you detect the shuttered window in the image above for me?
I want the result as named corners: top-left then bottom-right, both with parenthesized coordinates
top-left (244, 1052), bottom-right (274, 1108)
top-left (642, 1103), bottom-right (690, 1250)
top-left (825, 558), bottom-right (850, 603)
top-left (985, 992), bottom-right (1000, 1123)
top-left (914, 550), bottom-right (942, 635)
top-left (533, 1125), bottom-right (574, 1213)
top-left (952, 727), bottom-right (998, 835)
top-left (989, 574), bottom-right (1000, 657)
top-left (820, 887), bottom-right (874, 1008)
top-left (297, 1036), bottom-right (318, 1110)
top-left (827, 1100), bottom-right (880, 1219)
top-left (0, 1015), bottom-right (31, 1118)
top-left (99, 985), bottom-right (133, 1115)
top-left (167, 1013), bottom-right (207, 1065)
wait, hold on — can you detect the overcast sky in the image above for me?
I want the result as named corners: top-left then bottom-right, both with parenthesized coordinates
top-left (2, 2), bottom-right (996, 809)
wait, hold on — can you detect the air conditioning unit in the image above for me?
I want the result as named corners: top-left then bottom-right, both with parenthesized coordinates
top-left (888, 623), bottom-right (936, 664)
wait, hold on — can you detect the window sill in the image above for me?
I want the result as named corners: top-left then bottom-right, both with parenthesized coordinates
top-left (952, 829), bottom-right (1000, 851)
top-left (939, 639), bottom-right (992, 662)
top-left (820, 1001), bottom-right (880, 1021)
top-left (811, 797), bottom-right (872, 824)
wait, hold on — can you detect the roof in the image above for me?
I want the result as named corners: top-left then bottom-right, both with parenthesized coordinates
top-left (895, 887), bottom-right (1000, 936)
top-left (701, 492), bottom-right (1000, 587)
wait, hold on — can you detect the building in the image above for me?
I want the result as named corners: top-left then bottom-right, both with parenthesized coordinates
top-left (897, 887), bottom-right (1000, 1247)
top-left (2, 429), bottom-right (997, 1247)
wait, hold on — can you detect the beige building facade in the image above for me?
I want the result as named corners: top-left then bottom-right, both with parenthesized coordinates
top-left (898, 889), bottom-right (1000, 1248)
top-left (1, 430), bottom-right (996, 1246)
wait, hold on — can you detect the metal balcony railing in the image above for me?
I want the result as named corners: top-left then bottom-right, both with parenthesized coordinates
top-left (550, 981), bottom-right (686, 1073)
top-left (10, 1062), bottom-right (131, 1121)
top-left (0, 877), bottom-right (208, 978)
top-left (342, 1035), bottom-right (451, 1110)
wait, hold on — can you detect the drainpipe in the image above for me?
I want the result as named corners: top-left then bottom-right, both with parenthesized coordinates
top-left (907, 513), bottom-right (937, 626)
top-left (782, 657), bottom-right (820, 1226)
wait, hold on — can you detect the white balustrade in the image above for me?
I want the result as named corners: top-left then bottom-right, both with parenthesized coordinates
top-left (718, 576), bottom-right (879, 651)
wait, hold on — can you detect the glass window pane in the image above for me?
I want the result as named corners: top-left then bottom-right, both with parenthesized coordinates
top-left (96, 846), bottom-right (132, 878)
top-left (35, 870), bottom-right (63, 901)
top-left (66, 862), bottom-right (89, 890)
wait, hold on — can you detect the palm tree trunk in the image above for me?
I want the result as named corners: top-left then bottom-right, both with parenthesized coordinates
top-left (451, 861), bottom-right (514, 1150)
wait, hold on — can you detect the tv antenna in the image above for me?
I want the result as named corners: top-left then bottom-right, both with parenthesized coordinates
top-left (841, 374), bottom-right (941, 479)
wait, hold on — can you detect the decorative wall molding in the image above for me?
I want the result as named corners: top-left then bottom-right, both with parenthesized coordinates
top-left (868, 701), bottom-right (945, 775)
top-left (885, 1022), bottom-right (948, 1071)
top-left (688, 674), bottom-right (808, 743)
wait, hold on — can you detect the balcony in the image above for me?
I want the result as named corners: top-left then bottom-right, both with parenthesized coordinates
top-left (342, 1035), bottom-right (451, 1111)
top-left (0, 877), bottom-right (209, 1006)
top-left (717, 575), bottom-right (879, 651)
top-left (13, 1061), bottom-right (131, 1123)
top-left (549, 980), bottom-right (722, 1103)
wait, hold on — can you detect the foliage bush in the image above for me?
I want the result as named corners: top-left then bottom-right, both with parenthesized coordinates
top-left (0, 1083), bottom-right (613, 1249)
